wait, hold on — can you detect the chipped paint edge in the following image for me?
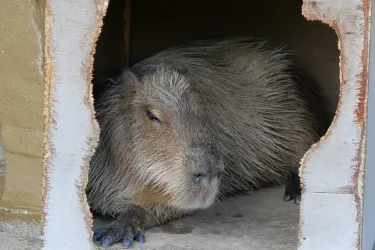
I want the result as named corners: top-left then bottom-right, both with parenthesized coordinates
top-left (298, 0), bottom-right (370, 249)
top-left (41, 1), bottom-right (109, 249)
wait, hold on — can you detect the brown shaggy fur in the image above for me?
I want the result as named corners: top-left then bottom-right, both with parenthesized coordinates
top-left (86, 37), bottom-right (327, 248)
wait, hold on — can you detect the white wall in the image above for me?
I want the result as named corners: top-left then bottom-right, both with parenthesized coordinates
top-left (41, 0), bottom-right (108, 250)
top-left (298, 0), bottom-right (369, 249)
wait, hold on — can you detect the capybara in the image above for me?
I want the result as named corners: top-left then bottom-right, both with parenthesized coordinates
top-left (86, 37), bottom-right (327, 248)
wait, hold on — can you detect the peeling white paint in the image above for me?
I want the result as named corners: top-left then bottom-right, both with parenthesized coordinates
top-left (302, 0), bottom-right (366, 193)
top-left (42, 1), bottom-right (104, 249)
top-left (299, 0), bottom-right (368, 249)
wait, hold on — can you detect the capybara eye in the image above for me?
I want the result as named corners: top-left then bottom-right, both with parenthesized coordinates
top-left (146, 110), bottom-right (162, 124)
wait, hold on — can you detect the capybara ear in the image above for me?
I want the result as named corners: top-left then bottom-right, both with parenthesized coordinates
top-left (120, 69), bottom-right (139, 97)
top-left (120, 68), bottom-right (139, 85)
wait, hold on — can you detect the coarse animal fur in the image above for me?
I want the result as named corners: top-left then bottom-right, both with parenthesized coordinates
top-left (86, 37), bottom-right (327, 248)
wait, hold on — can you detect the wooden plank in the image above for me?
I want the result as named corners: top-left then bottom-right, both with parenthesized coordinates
top-left (298, 0), bottom-right (370, 249)
top-left (41, 0), bottom-right (108, 249)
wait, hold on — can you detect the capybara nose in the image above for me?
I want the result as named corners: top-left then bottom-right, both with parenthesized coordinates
top-left (193, 168), bottom-right (223, 183)
top-left (190, 148), bottom-right (224, 183)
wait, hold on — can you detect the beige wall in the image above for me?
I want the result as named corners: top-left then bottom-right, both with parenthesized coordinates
top-left (0, 0), bottom-right (45, 219)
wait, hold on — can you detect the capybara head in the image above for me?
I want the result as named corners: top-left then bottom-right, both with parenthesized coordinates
top-left (115, 68), bottom-right (225, 211)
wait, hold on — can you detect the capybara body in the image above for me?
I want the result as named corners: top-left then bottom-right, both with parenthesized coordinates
top-left (86, 37), bottom-right (326, 248)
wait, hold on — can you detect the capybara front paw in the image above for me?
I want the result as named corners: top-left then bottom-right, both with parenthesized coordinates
top-left (283, 171), bottom-right (301, 205)
top-left (93, 224), bottom-right (145, 248)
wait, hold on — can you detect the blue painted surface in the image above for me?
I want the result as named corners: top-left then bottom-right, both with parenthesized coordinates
top-left (361, 1), bottom-right (375, 249)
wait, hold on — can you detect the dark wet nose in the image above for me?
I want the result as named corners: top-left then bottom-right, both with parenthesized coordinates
top-left (193, 169), bottom-right (223, 183)
top-left (191, 150), bottom-right (224, 183)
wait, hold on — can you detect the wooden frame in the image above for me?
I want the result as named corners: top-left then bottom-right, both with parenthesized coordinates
top-left (41, 0), bottom-right (371, 249)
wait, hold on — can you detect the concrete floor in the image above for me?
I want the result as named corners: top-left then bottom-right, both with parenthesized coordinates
top-left (93, 187), bottom-right (300, 250)
top-left (0, 218), bottom-right (42, 250)
top-left (0, 173), bottom-right (299, 250)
